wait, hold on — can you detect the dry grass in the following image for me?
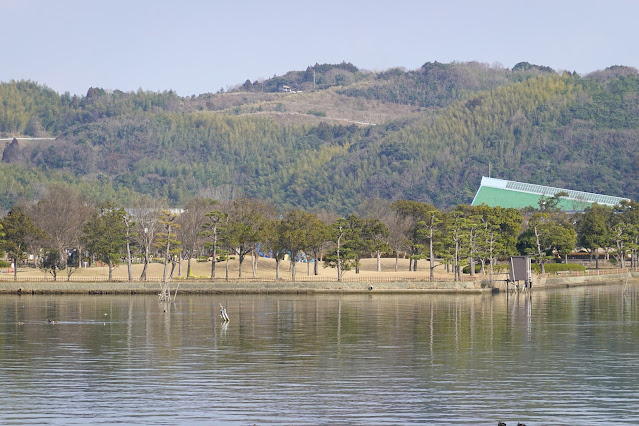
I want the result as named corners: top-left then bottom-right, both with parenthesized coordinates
top-left (8, 257), bottom-right (460, 281)
top-left (201, 88), bottom-right (422, 127)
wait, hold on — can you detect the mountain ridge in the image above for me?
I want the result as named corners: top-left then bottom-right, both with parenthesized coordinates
top-left (0, 61), bottom-right (637, 213)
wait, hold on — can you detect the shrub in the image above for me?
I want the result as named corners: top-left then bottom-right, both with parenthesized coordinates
top-left (308, 109), bottom-right (327, 117)
top-left (462, 263), bottom-right (510, 274)
top-left (494, 264), bottom-right (509, 273)
top-left (462, 264), bottom-right (482, 274)
top-left (531, 263), bottom-right (586, 273)
top-left (0, 260), bottom-right (10, 268)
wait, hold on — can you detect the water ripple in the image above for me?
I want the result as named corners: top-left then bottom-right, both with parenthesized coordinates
top-left (2, 286), bottom-right (639, 424)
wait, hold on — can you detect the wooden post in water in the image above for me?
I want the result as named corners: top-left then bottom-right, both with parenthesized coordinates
top-left (219, 303), bottom-right (230, 322)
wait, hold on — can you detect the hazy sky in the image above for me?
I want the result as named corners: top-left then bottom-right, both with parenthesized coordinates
top-left (2, 0), bottom-right (638, 96)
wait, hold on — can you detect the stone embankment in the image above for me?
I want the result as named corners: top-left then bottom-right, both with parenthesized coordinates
top-left (0, 279), bottom-right (481, 295)
top-left (536, 271), bottom-right (633, 288)
top-left (0, 272), bottom-right (636, 295)
top-left (484, 270), bottom-right (635, 291)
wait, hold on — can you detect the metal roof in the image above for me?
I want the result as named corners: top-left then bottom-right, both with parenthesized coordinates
top-left (471, 177), bottom-right (629, 210)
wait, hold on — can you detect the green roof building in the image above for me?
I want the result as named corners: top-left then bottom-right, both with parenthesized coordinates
top-left (471, 177), bottom-right (629, 211)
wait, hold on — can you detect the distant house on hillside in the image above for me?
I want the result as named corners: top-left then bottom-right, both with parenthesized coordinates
top-left (471, 176), bottom-right (629, 212)
top-left (279, 85), bottom-right (292, 93)
top-left (125, 207), bottom-right (185, 217)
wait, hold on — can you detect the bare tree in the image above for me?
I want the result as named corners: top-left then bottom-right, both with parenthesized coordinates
top-left (130, 196), bottom-right (165, 281)
top-left (177, 198), bottom-right (215, 278)
top-left (29, 185), bottom-right (95, 281)
top-left (385, 212), bottom-right (412, 272)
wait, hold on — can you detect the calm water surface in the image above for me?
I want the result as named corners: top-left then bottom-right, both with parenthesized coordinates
top-left (2, 283), bottom-right (639, 424)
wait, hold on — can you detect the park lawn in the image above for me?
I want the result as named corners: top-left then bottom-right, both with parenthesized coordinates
top-left (9, 256), bottom-right (460, 281)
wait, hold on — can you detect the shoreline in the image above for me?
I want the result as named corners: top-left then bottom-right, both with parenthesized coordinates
top-left (0, 272), bottom-right (635, 295)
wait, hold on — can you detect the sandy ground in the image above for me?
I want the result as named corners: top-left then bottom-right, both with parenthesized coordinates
top-left (4, 257), bottom-right (467, 282)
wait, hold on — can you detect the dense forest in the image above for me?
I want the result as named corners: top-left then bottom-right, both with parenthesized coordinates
top-left (1, 61), bottom-right (638, 213)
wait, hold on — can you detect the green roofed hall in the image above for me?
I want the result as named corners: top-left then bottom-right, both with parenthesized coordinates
top-left (471, 177), bottom-right (630, 211)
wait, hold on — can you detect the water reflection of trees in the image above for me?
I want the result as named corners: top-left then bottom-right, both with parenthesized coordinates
top-left (2, 286), bottom-right (639, 376)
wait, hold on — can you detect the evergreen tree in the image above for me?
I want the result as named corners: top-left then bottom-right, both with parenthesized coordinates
top-left (82, 203), bottom-right (128, 281)
top-left (0, 209), bottom-right (43, 281)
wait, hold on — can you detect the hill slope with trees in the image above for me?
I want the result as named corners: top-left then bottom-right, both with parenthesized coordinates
top-left (1, 61), bottom-right (638, 212)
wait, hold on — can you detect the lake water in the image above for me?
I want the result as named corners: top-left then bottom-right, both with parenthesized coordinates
top-left (1, 283), bottom-right (639, 425)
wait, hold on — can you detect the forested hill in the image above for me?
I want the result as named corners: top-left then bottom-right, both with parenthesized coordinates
top-left (1, 61), bottom-right (639, 213)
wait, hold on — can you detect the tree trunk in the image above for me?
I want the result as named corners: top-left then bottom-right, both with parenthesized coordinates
top-left (126, 241), bottom-right (133, 281)
top-left (275, 257), bottom-right (281, 280)
top-left (469, 256), bottom-right (475, 278)
top-left (210, 242), bottom-right (217, 281)
top-left (13, 256), bottom-right (17, 282)
top-left (429, 235), bottom-right (434, 281)
top-left (162, 228), bottom-right (171, 283)
top-left (251, 250), bottom-right (258, 277)
top-left (291, 258), bottom-right (296, 282)
top-left (140, 259), bottom-right (148, 281)
top-left (141, 246), bottom-right (150, 281)
top-left (469, 231), bottom-right (475, 278)
top-left (238, 253), bottom-right (244, 278)
top-left (210, 254), bottom-right (216, 281)
top-left (454, 241), bottom-right (459, 281)
top-left (170, 257), bottom-right (177, 279)
top-left (68, 247), bottom-right (80, 281)
top-left (187, 256), bottom-right (192, 278)
top-left (108, 260), bottom-right (113, 281)
top-left (336, 240), bottom-right (342, 282)
top-left (413, 258), bottom-right (417, 272)
top-left (395, 252), bottom-right (399, 272)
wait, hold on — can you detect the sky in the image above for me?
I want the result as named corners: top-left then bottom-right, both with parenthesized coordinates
top-left (2, 0), bottom-right (638, 97)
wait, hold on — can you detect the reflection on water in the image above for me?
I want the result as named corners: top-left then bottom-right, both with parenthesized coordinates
top-left (2, 284), bottom-right (639, 424)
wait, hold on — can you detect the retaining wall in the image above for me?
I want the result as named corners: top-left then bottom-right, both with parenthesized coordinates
top-left (0, 279), bottom-right (482, 295)
top-left (482, 271), bottom-right (634, 291)
top-left (1, 272), bottom-right (636, 295)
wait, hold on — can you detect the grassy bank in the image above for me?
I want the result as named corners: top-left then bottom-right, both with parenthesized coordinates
top-left (0, 257), bottom-right (458, 283)
top-left (0, 257), bottom-right (633, 294)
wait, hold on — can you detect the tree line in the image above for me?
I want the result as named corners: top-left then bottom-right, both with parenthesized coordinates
top-left (1, 186), bottom-right (637, 283)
